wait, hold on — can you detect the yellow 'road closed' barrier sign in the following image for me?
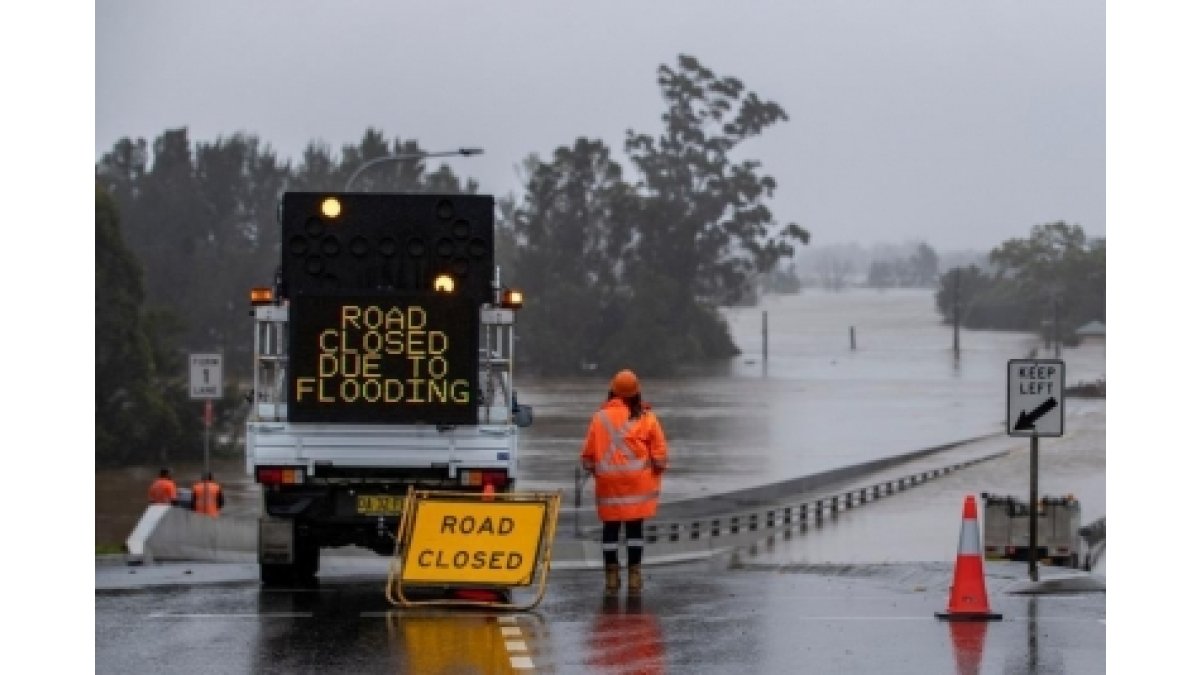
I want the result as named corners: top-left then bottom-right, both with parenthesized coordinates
top-left (403, 499), bottom-right (545, 585)
top-left (386, 489), bottom-right (561, 610)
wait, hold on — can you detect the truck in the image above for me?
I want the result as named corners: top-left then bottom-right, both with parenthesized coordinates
top-left (245, 192), bottom-right (531, 586)
top-left (980, 492), bottom-right (1082, 568)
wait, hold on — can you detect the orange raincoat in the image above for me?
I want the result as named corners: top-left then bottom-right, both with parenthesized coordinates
top-left (580, 398), bottom-right (669, 521)
top-left (191, 480), bottom-right (224, 517)
top-left (148, 478), bottom-right (177, 505)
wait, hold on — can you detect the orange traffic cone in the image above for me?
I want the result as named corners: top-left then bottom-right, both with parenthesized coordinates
top-left (936, 495), bottom-right (1002, 621)
top-left (482, 483), bottom-right (496, 501)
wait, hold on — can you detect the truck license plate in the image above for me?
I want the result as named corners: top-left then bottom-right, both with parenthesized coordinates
top-left (356, 495), bottom-right (404, 516)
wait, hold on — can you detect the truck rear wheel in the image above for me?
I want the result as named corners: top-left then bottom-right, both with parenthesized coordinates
top-left (260, 563), bottom-right (295, 587)
top-left (296, 540), bottom-right (320, 583)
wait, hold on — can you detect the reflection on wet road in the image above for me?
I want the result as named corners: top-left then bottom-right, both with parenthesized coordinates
top-left (97, 556), bottom-right (1104, 674)
top-left (586, 595), bottom-right (665, 674)
top-left (384, 611), bottom-right (547, 673)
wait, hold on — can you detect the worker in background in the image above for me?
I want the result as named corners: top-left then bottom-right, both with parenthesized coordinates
top-left (191, 471), bottom-right (225, 517)
top-left (147, 468), bottom-right (177, 505)
top-left (580, 369), bottom-right (669, 596)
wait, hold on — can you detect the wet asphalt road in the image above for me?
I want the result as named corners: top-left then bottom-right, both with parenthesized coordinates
top-left (96, 553), bottom-right (1104, 674)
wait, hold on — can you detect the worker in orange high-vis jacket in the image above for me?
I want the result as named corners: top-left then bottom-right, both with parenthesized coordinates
top-left (580, 369), bottom-right (669, 596)
top-left (191, 472), bottom-right (225, 517)
top-left (148, 468), bottom-right (177, 505)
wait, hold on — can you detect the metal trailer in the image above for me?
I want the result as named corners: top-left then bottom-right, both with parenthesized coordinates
top-left (980, 493), bottom-right (1082, 568)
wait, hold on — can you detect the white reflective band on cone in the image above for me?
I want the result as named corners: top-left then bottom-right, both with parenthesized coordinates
top-left (958, 519), bottom-right (982, 555)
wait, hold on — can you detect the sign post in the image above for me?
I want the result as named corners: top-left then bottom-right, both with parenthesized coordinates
top-left (189, 353), bottom-right (224, 475)
top-left (1006, 359), bottom-right (1065, 582)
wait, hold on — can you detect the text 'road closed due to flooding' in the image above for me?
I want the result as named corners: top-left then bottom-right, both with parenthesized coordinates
top-left (288, 294), bottom-right (478, 424)
top-left (402, 500), bottom-right (547, 586)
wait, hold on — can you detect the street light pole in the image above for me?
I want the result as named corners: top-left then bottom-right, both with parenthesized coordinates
top-left (343, 147), bottom-right (484, 191)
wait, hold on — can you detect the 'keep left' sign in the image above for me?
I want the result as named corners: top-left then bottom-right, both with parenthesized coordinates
top-left (1006, 359), bottom-right (1065, 437)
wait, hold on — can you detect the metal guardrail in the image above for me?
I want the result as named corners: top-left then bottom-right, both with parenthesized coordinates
top-left (572, 453), bottom-right (1005, 548)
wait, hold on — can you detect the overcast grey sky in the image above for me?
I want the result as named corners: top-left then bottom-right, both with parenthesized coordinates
top-left (95, 0), bottom-right (1103, 252)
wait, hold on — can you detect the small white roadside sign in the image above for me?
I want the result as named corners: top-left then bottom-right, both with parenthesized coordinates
top-left (189, 353), bottom-right (223, 400)
top-left (1006, 359), bottom-right (1064, 437)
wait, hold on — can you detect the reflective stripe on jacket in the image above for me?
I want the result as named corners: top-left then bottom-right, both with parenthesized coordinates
top-left (192, 481), bottom-right (223, 517)
top-left (580, 399), bottom-right (669, 521)
top-left (148, 479), bottom-right (177, 504)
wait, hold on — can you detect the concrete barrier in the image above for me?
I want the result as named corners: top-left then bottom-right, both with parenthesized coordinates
top-left (126, 506), bottom-right (256, 564)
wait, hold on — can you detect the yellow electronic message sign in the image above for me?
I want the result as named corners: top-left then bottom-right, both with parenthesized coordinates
top-left (288, 294), bottom-right (478, 424)
top-left (401, 500), bottom-right (547, 586)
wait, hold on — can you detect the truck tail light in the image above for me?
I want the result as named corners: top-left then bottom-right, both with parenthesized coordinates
top-left (250, 287), bottom-right (274, 305)
top-left (459, 469), bottom-right (509, 489)
top-left (481, 470), bottom-right (508, 489)
top-left (257, 467), bottom-right (305, 485)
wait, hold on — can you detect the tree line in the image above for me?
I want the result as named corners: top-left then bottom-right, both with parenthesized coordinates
top-left (934, 221), bottom-right (1105, 341)
top-left (866, 242), bottom-right (940, 289)
top-left (95, 54), bottom-right (809, 466)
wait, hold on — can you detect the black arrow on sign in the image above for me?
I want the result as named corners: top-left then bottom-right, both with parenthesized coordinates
top-left (1014, 397), bottom-right (1058, 431)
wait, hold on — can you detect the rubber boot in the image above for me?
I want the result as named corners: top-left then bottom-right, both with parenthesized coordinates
top-left (604, 564), bottom-right (621, 596)
top-left (628, 564), bottom-right (643, 595)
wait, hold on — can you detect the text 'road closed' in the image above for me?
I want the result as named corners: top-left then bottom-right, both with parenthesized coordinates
top-left (402, 500), bottom-right (547, 586)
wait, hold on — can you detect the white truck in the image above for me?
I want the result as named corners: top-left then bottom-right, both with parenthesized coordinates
top-left (245, 192), bottom-right (530, 586)
top-left (981, 493), bottom-right (1082, 568)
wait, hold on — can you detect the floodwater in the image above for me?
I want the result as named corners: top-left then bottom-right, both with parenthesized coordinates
top-left (95, 288), bottom-right (1105, 546)
top-left (518, 288), bottom-right (1103, 502)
